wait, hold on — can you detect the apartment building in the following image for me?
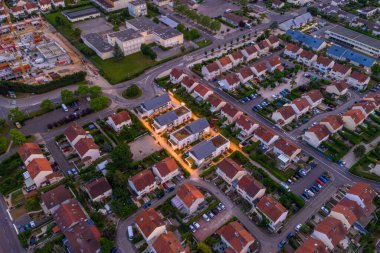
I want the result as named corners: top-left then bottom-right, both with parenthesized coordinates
top-left (152, 106), bottom-right (191, 133)
top-left (137, 93), bottom-right (172, 117)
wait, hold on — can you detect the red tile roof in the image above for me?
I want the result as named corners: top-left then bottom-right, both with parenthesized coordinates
top-left (41, 185), bottom-right (73, 210)
top-left (181, 76), bottom-right (197, 89)
top-left (176, 182), bottom-right (204, 209)
top-left (285, 43), bottom-right (300, 53)
top-left (267, 35), bottom-right (279, 45)
top-left (314, 217), bottom-right (347, 248)
top-left (111, 110), bottom-right (131, 125)
top-left (26, 158), bottom-right (52, 179)
top-left (353, 101), bottom-right (376, 115)
top-left (205, 62), bottom-right (220, 73)
top-left (238, 67), bottom-right (254, 79)
top-left (252, 61), bottom-right (267, 73)
top-left (254, 126), bottom-right (277, 143)
top-left (193, 83), bottom-right (211, 97)
top-left (236, 115), bottom-right (257, 131)
top-left (153, 157), bottom-right (179, 178)
top-left (299, 50), bottom-right (316, 60)
top-left (306, 124), bottom-right (330, 141)
top-left (218, 56), bottom-right (232, 66)
top-left (63, 222), bottom-right (101, 253)
top-left (320, 115), bottom-right (343, 131)
top-left (268, 56), bottom-right (281, 67)
top-left (332, 63), bottom-right (351, 75)
top-left (152, 231), bottom-right (190, 253)
top-left (74, 138), bottom-right (99, 157)
top-left (258, 39), bottom-right (270, 49)
top-left (257, 195), bottom-right (287, 222)
top-left (206, 94), bottom-right (224, 108)
top-left (39, 0), bottom-right (51, 5)
top-left (346, 182), bottom-right (377, 215)
top-left (25, 2), bottom-right (38, 9)
top-left (237, 175), bottom-right (265, 199)
top-left (316, 55), bottom-right (334, 66)
top-left (221, 103), bottom-right (241, 118)
top-left (53, 199), bottom-right (87, 231)
top-left (18, 143), bottom-right (42, 163)
top-left (11, 6), bottom-right (23, 12)
top-left (84, 177), bottom-right (112, 200)
top-left (224, 73), bottom-right (241, 86)
top-left (332, 198), bottom-right (362, 226)
top-left (304, 90), bottom-right (323, 103)
top-left (330, 80), bottom-right (348, 92)
top-left (217, 221), bottom-right (255, 253)
top-left (275, 105), bottom-right (296, 120)
top-left (217, 158), bottom-right (245, 180)
top-left (292, 97), bottom-right (310, 111)
top-left (295, 238), bottom-right (329, 253)
top-left (274, 138), bottom-right (300, 157)
top-left (65, 124), bottom-right (87, 143)
top-left (350, 71), bottom-right (369, 83)
top-left (129, 169), bottom-right (156, 192)
top-left (343, 109), bottom-right (365, 124)
top-left (244, 45), bottom-right (258, 56)
top-left (134, 208), bottom-right (165, 239)
top-left (230, 50), bottom-right (244, 61)
top-left (170, 68), bottom-right (184, 79)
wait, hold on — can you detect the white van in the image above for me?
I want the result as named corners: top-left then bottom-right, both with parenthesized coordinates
top-left (61, 104), bottom-right (68, 112)
top-left (127, 226), bottom-right (133, 241)
top-left (280, 182), bottom-right (290, 192)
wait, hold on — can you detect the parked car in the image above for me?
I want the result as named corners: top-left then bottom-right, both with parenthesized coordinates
top-left (305, 189), bottom-right (314, 197)
top-left (207, 211), bottom-right (214, 219)
top-left (193, 222), bottom-right (200, 229)
top-left (321, 206), bottom-right (330, 215)
top-left (295, 224), bottom-right (302, 231)
top-left (189, 224), bottom-right (196, 232)
top-left (278, 240), bottom-right (287, 249)
top-left (202, 213), bottom-right (210, 222)
top-left (302, 192), bottom-right (310, 199)
top-left (316, 179), bottom-right (324, 186)
top-left (218, 203), bottom-right (226, 210)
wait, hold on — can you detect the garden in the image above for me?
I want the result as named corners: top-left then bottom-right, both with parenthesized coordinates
top-left (349, 142), bottom-right (380, 182)
top-left (0, 154), bottom-right (24, 195)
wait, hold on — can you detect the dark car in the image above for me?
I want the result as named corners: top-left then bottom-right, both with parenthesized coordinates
top-left (287, 233), bottom-right (294, 239)
top-left (278, 240), bottom-right (287, 248)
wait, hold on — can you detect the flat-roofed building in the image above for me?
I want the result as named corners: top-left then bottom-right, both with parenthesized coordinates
top-left (107, 29), bottom-right (145, 56)
top-left (81, 33), bottom-right (113, 60)
top-left (152, 106), bottom-right (191, 133)
top-left (63, 7), bottom-right (101, 22)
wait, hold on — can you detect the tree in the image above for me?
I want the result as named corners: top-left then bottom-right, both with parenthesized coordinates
top-left (354, 145), bottom-right (366, 158)
top-left (8, 107), bottom-right (27, 122)
top-left (61, 89), bottom-right (75, 104)
top-left (55, 16), bottom-right (62, 26)
top-left (0, 137), bottom-right (8, 152)
top-left (371, 64), bottom-right (380, 74)
top-left (40, 99), bottom-right (54, 111)
top-left (270, 21), bottom-right (278, 29)
top-left (9, 129), bottom-right (26, 145)
top-left (113, 44), bottom-right (124, 62)
top-left (196, 242), bottom-right (212, 253)
top-left (77, 84), bottom-right (90, 97)
top-left (88, 86), bottom-right (102, 98)
top-left (90, 96), bottom-right (109, 111)
top-left (210, 20), bottom-right (221, 32)
top-left (111, 143), bottom-right (133, 170)
top-left (73, 28), bottom-right (81, 37)
top-left (123, 84), bottom-right (141, 99)
top-left (307, 6), bottom-right (318, 16)
top-left (140, 44), bottom-right (157, 60)
top-left (189, 28), bottom-right (200, 40)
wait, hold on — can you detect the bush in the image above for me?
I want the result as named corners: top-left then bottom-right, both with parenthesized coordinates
top-left (122, 84), bottom-right (142, 99)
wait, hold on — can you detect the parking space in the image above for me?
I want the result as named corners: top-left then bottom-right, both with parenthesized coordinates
top-left (193, 205), bottom-right (232, 241)
top-left (196, 0), bottom-right (240, 18)
top-left (73, 17), bottom-right (113, 36)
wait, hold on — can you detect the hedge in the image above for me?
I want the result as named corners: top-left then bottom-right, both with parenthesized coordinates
top-left (0, 71), bottom-right (86, 94)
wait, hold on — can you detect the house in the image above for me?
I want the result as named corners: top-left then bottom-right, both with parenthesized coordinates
top-left (229, 50), bottom-right (244, 66)
top-left (295, 238), bottom-right (329, 253)
top-left (251, 61), bottom-right (268, 77)
top-left (241, 45), bottom-right (258, 62)
top-left (290, 97), bottom-right (310, 115)
top-left (62, 221), bottom-right (101, 253)
top-left (53, 199), bottom-right (87, 231)
top-left (257, 40), bottom-right (270, 55)
top-left (220, 104), bottom-right (243, 124)
top-left (286, 0), bottom-right (312, 6)
top-left (320, 115), bottom-right (344, 133)
top-left (216, 158), bottom-right (248, 186)
top-left (181, 76), bottom-right (198, 92)
top-left (128, 169), bottom-right (158, 198)
top-left (64, 123), bottom-right (88, 146)
top-left (364, 92), bottom-right (380, 109)
top-left (272, 106), bottom-right (297, 126)
top-left (357, 7), bottom-right (379, 17)
top-left (202, 62), bottom-right (221, 81)
top-left (138, 94), bottom-right (172, 117)
top-left (168, 118), bottom-right (210, 150)
top-left (329, 63), bottom-right (352, 80)
top-left (24, 2), bottom-right (38, 13)
top-left (26, 158), bottom-right (54, 188)
top-left (152, 106), bottom-right (191, 133)
top-left (314, 56), bottom-right (335, 73)
top-left (176, 183), bottom-right (205, 214)
top-left (297, 50), bottom-right (317, 66)
top-left (135, 208), bottom-right (166, 242)
top-left (84, 177), bottom-right (112, 202)
top-left (51, 0), bottom-right (65, 8)
top-left (312, 217), bottom-right (348, 250)
top-left (347, 71), bottom-right (370, 90)
top-left (222, 13), bottom-right (248, 27)
top-left (217, 221), bottom-right (255, 253)
top-left (235, 115), bottom-right (259, 138)
top-left (279, 12), bottom-right (313, 30)
top-left (345, 182), bottom-right (377, 216)
top-left (41, 185), bottom-right (73, 214)
top-left (74, 138), bottom-right (101, 164)
top-left (326, 80), bottom-right (349, 96)
top-left (302, 90), bottom-right (323, 108)
top-left (267, 35), bottom-right (280, 49)
top-left (256, 195), bottom-right (288, 230)
top-left (186, 134), bottom-right (230, 166)
top-left (38, 0), bottom-right (52, 11)
top-left (236, 175), bottom-right (266, 204)
top-left (219, 73), bottom-right (241, 91)
top-left (284, 43), bottom-right (303, 59)
top-left (273, 138), bottom-right (301, 168)
top-left (237, 67), bottom-right (254, 84)
top-left (11, 6), bottom-right (24, 17)
top-left (206, 94), bottom-right (226, 113)
top-left (352, 101), bottom-right (376, 117)
top-left (330, 198), bottom-right (362, 229)
top-left (303, 124), bottom-right (330, 147)
top-left (169, 68), bottom-right (186, 84)
top-left (216, 56), bottom-right (233, 72)
top-left (18, 143), bottom-right (44, 166)
top-left (342, 109), bottom-right (365, 130)
top-left (107, 110), bottom-right (132, 132)
top-left (253, 126), bottom-right (279, 148)
top-left (152, 157), bottom-right (179, 183)
top-left (192, 83), bottom-right (213, 100)
top-left (151, 231), bottom-right (190, 253)
top-left (267, 56), bottom-right (283, 72)
top-left (272, 0), bottom-right (285, 9)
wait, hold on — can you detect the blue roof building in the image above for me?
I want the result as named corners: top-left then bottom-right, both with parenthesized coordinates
top-left (285, 30), bottom-right (326, 51)
top-left (327, 44), bottom-right (376, 68)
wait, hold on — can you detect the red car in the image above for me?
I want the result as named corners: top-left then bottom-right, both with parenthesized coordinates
top-left (62, 147), bottom-right (71, 152)
top-left (316, 179), bottom-right (324, 186)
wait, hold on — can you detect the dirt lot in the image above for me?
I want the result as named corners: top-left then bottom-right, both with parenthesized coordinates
top-left (73, 17), bottom-right (113, 36)
top-left (128, 135), bottom-right (162, 161)
top-left (193, 209), bottom-right (232, 241)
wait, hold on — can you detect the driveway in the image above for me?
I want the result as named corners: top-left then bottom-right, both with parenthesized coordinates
top-left (193, 208), bottom-right (232, 241)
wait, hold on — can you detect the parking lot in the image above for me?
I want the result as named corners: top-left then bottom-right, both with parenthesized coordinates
top-left (196, 0), bottom-right (240, 18)
top-left (73, 17), bottom-right (113, 36)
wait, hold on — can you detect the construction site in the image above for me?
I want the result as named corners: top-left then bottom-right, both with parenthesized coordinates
top-left (0, 15), bottom-right (86, 84)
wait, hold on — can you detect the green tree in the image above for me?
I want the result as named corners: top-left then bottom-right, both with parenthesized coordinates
top-left (189, 28), bottom-right (200, 40)
top-left (77, 84), bottom-right (90, 97)
top-left (140, 44), bottom-right (157, 60)
top-left (73, 28), bottom-right (81, 37)
top-left (88, 86), bottom-right (102, 98)
top-left (210, 20), bottom-right (221, 32)
top-left (25, 196), bottom-right (40, 212)
top-left (176, 23), bottom-right (185, 32)
top-left (40, 99), bottom-right (54, 111)
top-left (111, 143), bottom-right (133, 170)
top-left (196, 242), bottom-right (212, 253)
top-left (8, 107), bottom-right (27, 122)
top-left (354, 145), bottom-right (366, 158)
top-left (9, 129), bottom-right (26, 145)
top-left (371, 64), bottom-right (380, 74)
top-left (0, 137), bottom-right (8, 152)
top-left (90, 96), bottom-right (109, 111)
top-left (113, 44), bottom-right (124, 62)
top-left (61, 89), bottom-right (75, 104)
top-left (307, 6), bottom-right (318, 16)
top-left (123, 84), bottom-right (141, 99)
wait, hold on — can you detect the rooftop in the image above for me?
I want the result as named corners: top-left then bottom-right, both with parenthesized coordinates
top-left (306, 124), bottom-right (330, 140)
top-left (129, 169), bottom-right (156, 192)
top-left (82, 33), bottom-right (113, 53)
top-left (84, 177), bottom-right (112, 200)
top-left (134, 208), bottom-right (165, 239)
top-left (217, 221), bottom-right (255, 253)
top-left (41, 185), bottom-right (73, 211)
top-left (153, 157), bottom-right (179, 177)
top-left (257, 195), bottom-right (287, 222)
top-left (63, 7), bottom-right (100, 20)
top-left (286, 29), bottom-right (325, 50)
top-left (141, 94), bottom-right (171, 111)
top-left (237, 174), bottom-right (265, 199)
top-left (176, 182), bottom-right (204, 208)
top-left (18, 142), bottom-right (42, 163)
top-left (108, 29), bottom-right (143, 42)
top-left (217, 158), bottom-right (245, 180)
top-left (314, 217), bottom-right (347, 247)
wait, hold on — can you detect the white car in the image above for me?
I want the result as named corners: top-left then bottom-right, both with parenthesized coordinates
top-left (202, 214), bottom-right (210, 222)
top-left (193, 222), bottom-right (200, 229)
top-left (305, 189), bottom-right (314, 197)
top-left (295, 224), bottom-right (302, 231)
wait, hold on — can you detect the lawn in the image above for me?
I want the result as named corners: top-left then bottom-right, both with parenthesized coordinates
top-left (0, 154), bottom-right (24, 195)
top-left (349, 143), bottom-right (380, 182)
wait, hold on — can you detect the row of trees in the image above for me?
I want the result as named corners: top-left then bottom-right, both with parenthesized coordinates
top-left (140, 44), bottom-right (157, 60)
top-left (177, 24), bottom-right (200, 41)
top-left (173, 2), bottom-right (221, 32)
